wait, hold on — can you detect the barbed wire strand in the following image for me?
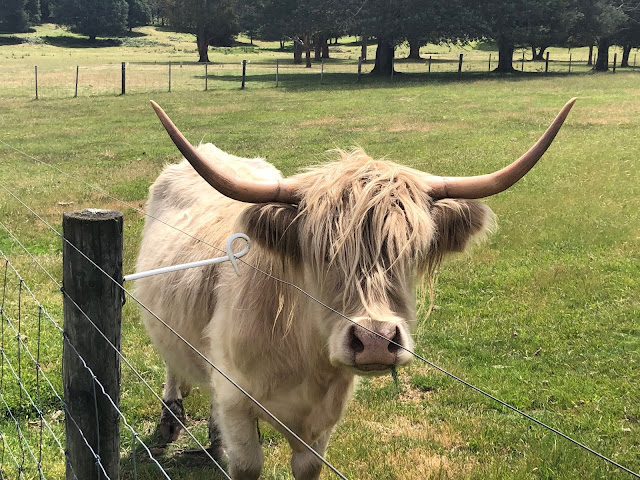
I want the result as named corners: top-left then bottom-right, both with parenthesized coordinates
top-left (36, 306), bottom-right (44, 479)
top-left (0, 333), bottom-right (110, 479)
top-left (0, 248), bottom-right (171, 480)
top-left (0, 185), bottom-right (349, 480)
top-left (0, 258), bottom-right (7, 472)
top-left (0, 389), bottom-right (47, 480)
top-left (2, 143), bottom-right (640, 478)
top-left (0, 227), bottom-right (231, 480)
top-left (0, 427), bottom-right (24, 480)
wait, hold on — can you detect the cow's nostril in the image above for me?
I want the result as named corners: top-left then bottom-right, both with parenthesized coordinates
top-left (387, 327), bottom-right (401, 354)
top-left (349, 326), bottom-right (365, 354)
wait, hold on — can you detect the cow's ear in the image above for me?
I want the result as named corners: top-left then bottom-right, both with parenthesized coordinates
top-left (239, 204), bottom-right (303, 263)
top-left (429, 199), bottom-right (495, 259)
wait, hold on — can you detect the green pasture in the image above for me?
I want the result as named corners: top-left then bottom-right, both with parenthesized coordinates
top-left (0, 25), bottom-right (638, 480)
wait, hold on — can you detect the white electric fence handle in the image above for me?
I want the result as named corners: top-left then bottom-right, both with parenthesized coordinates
top-left (123, 233), bottom-right (251, 282)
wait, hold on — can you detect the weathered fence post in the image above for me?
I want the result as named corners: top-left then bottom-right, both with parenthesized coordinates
top-left (521, 52), bottom-right (525, 71)
top-left (74, 66), bottom-right (79, 98)
top-left (35, 66), bottom-right (38, 100)
top-left (488, 53), bottom-right (491, 71)
top-left (569, 53), bottom-right (572, 73)
top-left (545, 52), bottom-right (550, 73)
top-left (613, 53), bottom-right (617, 73)
top-left (205, 62), bottom-right (208, 91)
top-left (458, 53), bottom-right (463, 75)
top-left (276, 59), bottom-right (279, 87)
top-left (428, 55), bottom-right (432, 73)
top-left (63, 209), bottom-right (123, 480)
top-left (634, 53), bottom-right (637, 68)
top-left (168, 62), bottom-right (171, 92)
top-left (121, 62), bottom-right (125, 95)
top-left (241, 60), bottom-right (247, 89)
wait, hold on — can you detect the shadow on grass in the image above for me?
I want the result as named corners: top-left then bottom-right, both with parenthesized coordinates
top-left (202, 70), bottom-right (589, 93)
top-left (120, 428), bottom-right (228, 480)
top-left (42, 35), bottom-right (122, 48)
top-left (0, 36), bottom-right (24, 46)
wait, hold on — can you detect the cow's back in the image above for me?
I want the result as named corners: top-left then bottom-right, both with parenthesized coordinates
top-left (135, 144), bottom-right (283, 385)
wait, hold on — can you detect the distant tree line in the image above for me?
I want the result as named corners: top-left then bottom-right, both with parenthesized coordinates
top-left (1, 0), bottom-right (639, 73)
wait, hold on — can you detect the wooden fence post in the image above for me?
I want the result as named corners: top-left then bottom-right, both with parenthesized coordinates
top-left (35, 66), bottom-right (38, 100)
top-left (458, 53), bottom-right (463, 75)
top-left (276, 59), bottom-right (279, 87)
top-left (488, 53), bottom-right (491, 72)
top-left (613, 53), bottom-right (617, 73)
top-left (428, 55), bottom-right (432, 73)
top-left (168, 62), bottom-right (171, 92)
top-left (569, 53), bottom-right (572, 73)
top-left (205, 62), bottom-right (208, 91)
top-left (121, 62), bottom-right (125, 95)
top-left (63, 209), bottom-right (123, 480)
top-left (74, 66), bottom-right (79, 98)
top-left (521, 52), bottom-right (525, 71)
top-left (545, 52), bottom-right (550, 73)
top-left (241, 60), bottom-right (247, 89)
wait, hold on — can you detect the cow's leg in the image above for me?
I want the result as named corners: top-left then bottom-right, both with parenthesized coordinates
top-left (217, 405), bottom-right (263, 480)
top-left (208, 401), bottom-right (226, 462)
top-left (290, 430), bottom-right (331, 480)
top-left (158, 368), bottom-right (187, 444)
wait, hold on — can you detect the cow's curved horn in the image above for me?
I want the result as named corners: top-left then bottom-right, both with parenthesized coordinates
top-left (150, 101), bottom-right (300, 204)
top-left (425, 98), bottom-right (577, 199)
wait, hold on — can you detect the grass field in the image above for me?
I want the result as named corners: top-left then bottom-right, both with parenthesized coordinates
top-left (0, 25), bottom-right (639, 480)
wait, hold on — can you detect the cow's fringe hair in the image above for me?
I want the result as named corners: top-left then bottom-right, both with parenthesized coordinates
top-left (294, 149), bottom-right (437, 314)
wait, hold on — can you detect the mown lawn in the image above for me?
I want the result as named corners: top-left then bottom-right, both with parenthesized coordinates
top-left (0, 25), bottom-right (638, 480)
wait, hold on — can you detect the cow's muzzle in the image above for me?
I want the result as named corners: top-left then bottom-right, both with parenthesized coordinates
top-left (347, 319), bottom-right (406, 372)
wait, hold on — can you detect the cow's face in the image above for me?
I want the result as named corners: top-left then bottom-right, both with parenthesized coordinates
top-left (241, 152), bottom-right (494, 375)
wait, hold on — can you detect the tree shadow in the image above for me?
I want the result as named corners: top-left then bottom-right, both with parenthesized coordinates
top-left (203, 69), bottom-right (582, 93)
top-left (0, 36), bottom-right (24, 46)
top-left (42, 35), bottom-right (122, 48)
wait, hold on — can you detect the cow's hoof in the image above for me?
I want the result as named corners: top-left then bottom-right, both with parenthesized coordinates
top-left (158, 399), bottom-right (185, 444)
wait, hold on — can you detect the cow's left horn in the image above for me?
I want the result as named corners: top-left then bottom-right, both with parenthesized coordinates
top-left (425, 98), bottom-right (577, 199)
top-left (150, 101), bottom-right (300, 204)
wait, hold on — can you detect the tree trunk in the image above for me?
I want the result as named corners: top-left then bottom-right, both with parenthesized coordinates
top-left (314, 35), bottom-right (321, 61)
top-left (304, 34), bottom-right (311, 68)
top-left (531, 46), bottom-right (547, 61)
top-left (594, 37), bottom-right (610, 71)
top-left (587, 45), bottom-right (594, 66)
top-left (321, 37), bottom-right (329, 58)
top-left (371, 38), bottom-right (395, 76)
top-left (196, 25), bottom-right (210, 62)
top-left (361, 36), bottom-right (367, 61)
top-left (293, 39), bottom-right (303, 64)
top-left (280, 39), bottom-right (284, 50)
top-left (494, 41), bottom-right (515, 72)
top-left (531, 46), bottom-right (536, 60)
top-left (621, 44), bottom-right (631, 67)
top-left (407, 40), bottom-right (421, 59)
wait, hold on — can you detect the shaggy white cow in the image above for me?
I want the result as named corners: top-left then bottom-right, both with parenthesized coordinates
top-left (135, 99), bottom-right (575, 479)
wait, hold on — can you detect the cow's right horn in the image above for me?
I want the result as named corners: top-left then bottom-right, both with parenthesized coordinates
top-left (151, 101), bottom-right (300, 204)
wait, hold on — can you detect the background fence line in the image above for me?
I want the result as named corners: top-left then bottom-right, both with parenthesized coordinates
top-left (2, 52), bottom-right (637, 100)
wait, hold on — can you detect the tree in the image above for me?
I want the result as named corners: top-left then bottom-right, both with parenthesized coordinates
top-left (126, 0), bottom-right (151, 30)
top-left (53, 0), bottom-right (128, 41)
top-left (614, 4), bottom-right (640, 67)
top-left (476, 0), bottom-right (581, 72)
top-left (0, 0), bottom-right (29, 32)
top-left (588, 0), bottom-right (631, 71)
top-left (164, 0), bottom-right (238, 62)
top-left (25, 0), bottom-right (41, 23)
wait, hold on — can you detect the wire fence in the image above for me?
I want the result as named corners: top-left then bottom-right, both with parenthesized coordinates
top-left (0, 133), bottom-right (639, 479)
top-left (3, 51), bottom-right (639, 99)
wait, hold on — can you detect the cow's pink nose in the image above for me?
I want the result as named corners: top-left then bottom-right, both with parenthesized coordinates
top-left (348, 322), bottom-right (402, 370)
